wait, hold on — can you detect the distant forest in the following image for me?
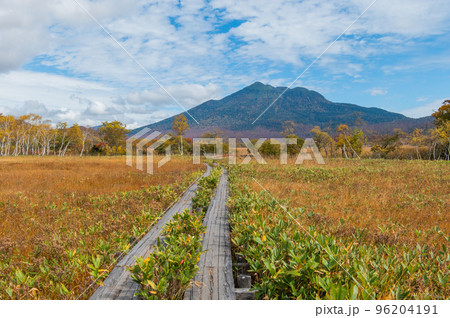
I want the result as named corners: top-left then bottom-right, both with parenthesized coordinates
top-left (0, 114), bottom-right (129, 156)
top-left (1, 100), bottom-right (449, 160)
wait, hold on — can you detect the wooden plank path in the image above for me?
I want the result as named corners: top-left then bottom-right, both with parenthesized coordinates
top-left (89, 165), bottom-right (212, 300)
top-left (184, 169), bottom-right (236, 300)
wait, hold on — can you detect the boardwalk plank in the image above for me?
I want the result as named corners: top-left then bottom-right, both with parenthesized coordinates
top-left (89, 165), bottom-right (211, 300)
top-left (184, 169), bottom-right (236, 300)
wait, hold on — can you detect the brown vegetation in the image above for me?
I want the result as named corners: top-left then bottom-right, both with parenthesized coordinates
top-left (226, 159), bottom-right (450, 299)
top-left (0, 156), bottom-right (204, 299)
top-left (245, 159), bottom-right (450, 248)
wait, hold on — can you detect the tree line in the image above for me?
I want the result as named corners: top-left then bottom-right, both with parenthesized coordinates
top-left (309, 100), bottom-right (450, 160)
top-left (0, 113), bottom-right (130, 156)
top-left (1, 100), bottom-right (448, 159)
top-left (246, 100), bottom-right (449, 160)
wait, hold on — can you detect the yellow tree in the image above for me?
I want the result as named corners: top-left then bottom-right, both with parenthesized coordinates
top-left (37, 120), bottom-right (52, 156)
top-left (282, 120), bottom-right (296, 137)
top-left (172, 114), bottom-right (189, 155)
top-left (79, 126), bottom-right (96, 157)
top-left (336, 124), bottom-right (350, 158)
top-left (69, 124), bottom-right (83, 155)
top-left (432, 100), bottom-right (450, 160)
top-left (431, 121), bottom-right (450, 160)
top-left (55, 122), bottom-right (70, 156)
top-left (26, 114), bottom-right (43, 155)
top-left (432, 100), bottom-right (450, 126)
top-left (336, 124), bottom-right (364, 159)
top-left (311, 126), bottom-right (334, 158)
top-left (349, 128), bottom-right (365, 158)
top-left (99, 121), bottom-right (130, 155)
top-left (439, 121), bottom-right (450, 159)
top-left (0, 115), bottom-right (16, 156)
top-left (410, 128), bottom-right (424, 159)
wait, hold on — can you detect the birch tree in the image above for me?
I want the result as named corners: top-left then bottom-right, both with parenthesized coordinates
top-left (172, 114), bottom-right (189, 155)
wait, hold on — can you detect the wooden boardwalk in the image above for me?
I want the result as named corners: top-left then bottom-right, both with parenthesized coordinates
top-left (89, 165), bottom-right (211, 300)
top-left (184, 169), bottom-right (236, 300)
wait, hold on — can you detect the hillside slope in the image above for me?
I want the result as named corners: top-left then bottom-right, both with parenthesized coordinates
top-left (134, 82), bottom-right (432, 137)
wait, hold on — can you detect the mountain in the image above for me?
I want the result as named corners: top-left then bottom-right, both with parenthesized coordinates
top-left (133, 82), bottom-right (433, 137)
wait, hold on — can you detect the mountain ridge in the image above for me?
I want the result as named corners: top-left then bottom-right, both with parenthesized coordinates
top-left (132, 82), bottom-right (432, 137)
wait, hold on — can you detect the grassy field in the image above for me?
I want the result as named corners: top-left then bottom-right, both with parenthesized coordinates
top-left (1, 156), bottom-right (449, 300)
top-left (226, 159), bottom-right (450, 299)
top-left (0, 156), bottom-right (204, 300)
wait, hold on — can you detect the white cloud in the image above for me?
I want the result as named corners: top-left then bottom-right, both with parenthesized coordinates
top-left (0, 1), bottom-right (51, 72)
top-left (357, 0), bottom-right (450, 37)
top-left (211, 0), bottom-right (450, 65)
top-left (0, 0), bottom-right (138, 73)
top-left (88, 101), bottom-right (107, 115)
top-left (126, 83), bottom-right (222, 107)
top-left (18, 101), bottom-right (50, 117)
top-left (1, 0), bottom-right (450, 128)
top-left (84, 101), bottom-right (119, 116)
top-left (367, 88), bottom-right (388, 96)
top-left (0, 104), bottom-right (12, 115)
top-left (55, 109), bottom-right (80, 121)
top-left (0, 71), bottom-right (117, 124)
top-left (0, 71), bottom-right (223, 128)
top-left (0, 71), bottom-right (112, 107)
top-left (402, 98), bottom-right (448, 118)
top-left (4, 0), bottom-right (449, 82)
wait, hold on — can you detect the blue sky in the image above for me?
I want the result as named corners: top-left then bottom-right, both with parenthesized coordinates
top-left (0, 0), bottom-right (449, 128)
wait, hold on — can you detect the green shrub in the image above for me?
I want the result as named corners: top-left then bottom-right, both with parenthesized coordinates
top-left (227, 165), bottom-right (450, 300)
top-left (129, 166), bottom-right (223, 300)
top-left (129, 209), bottom-right (205, 300)
top-left (192, 166), bottom-right (222, 211)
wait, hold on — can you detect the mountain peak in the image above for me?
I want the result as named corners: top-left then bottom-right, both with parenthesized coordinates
top-left (249, 81), bottom-right (267, 87)
top-left (135, 81), bottom-right (423, 137)
top-left (241, 81), bottom-right (273, 92)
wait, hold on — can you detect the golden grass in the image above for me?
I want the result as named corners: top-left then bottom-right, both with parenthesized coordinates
top-left (225, 158), bottom-right (450, 299)
top-left (0, 156), bottom-right (204, 299)
top-left (243, 158), bottom-right (450, 248)
top-left (0, 156), bottom-right (198, 196)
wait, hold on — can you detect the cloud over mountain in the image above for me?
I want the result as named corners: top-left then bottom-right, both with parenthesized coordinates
top-left (0, 0), bottom-right (449, 127)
